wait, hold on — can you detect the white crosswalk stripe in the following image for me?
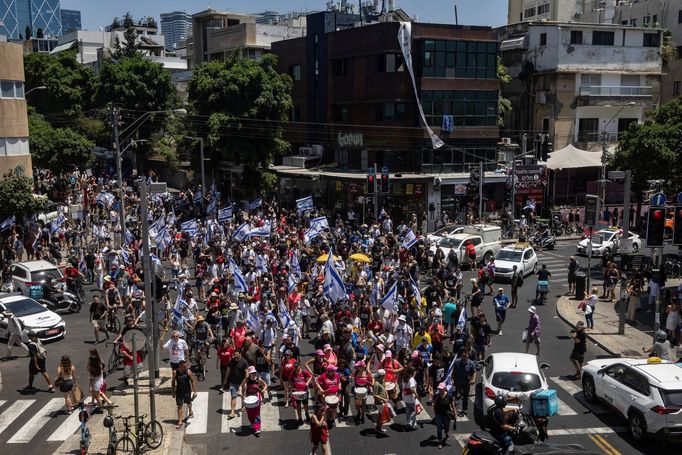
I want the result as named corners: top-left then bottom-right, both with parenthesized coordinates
top-left (549, 376), bottom-right (609, 415)
top-left (0, 400), bottom-right (34, 437)
top-left (9, 398), bottom-right (64, 443)
top-left (260, 393), bottom-right (282, 431)
top-left (47, 408), bottom-right (81, 441)
top-left (185, 392), bottom-right (209, 434)
top-left (221, 392), bottom-right (242, 433)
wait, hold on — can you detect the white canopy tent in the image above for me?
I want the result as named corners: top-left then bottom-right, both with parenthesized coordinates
top-left (546, 144), bottom-right (604, 170)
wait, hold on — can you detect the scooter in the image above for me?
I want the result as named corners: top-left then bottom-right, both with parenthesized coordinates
top-left (531, 231), bottom-right (555, 250)
top-left (38, 279), bottom-right (81, 313)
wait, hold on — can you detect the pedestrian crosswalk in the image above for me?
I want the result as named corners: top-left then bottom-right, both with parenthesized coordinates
top-left (536, 251), bottom-right (570, 286)
top-left (0, 374), bottom-right (614, 444)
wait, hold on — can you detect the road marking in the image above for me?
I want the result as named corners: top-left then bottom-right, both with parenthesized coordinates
top-left (221, 392), bottom-right (242, 433)
top-left (0, 400), bottom-right (5, 409)
top-left (557, 397), bottom-right (578, 416)
top-left (260, 393), bottom-right (281, 431)
top-left (185, 392), bottom-right (208, 435)
top-left (454, 426), bottom-right (627, 442)
top-left (590, 433), bottom-right (621, 455)
top-left (9, 398), bottom-right (63, 443)
top-left (0, 400), bottom-right (34, 437)
top-left (549, 376), bottom-right (610, 415)
top-left (47, 408), bottom-right (81, 441)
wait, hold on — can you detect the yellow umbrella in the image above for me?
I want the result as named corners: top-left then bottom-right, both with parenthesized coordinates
top-left (349, 253), bottom-right (371, 263)
top-left (316, 253), bottom-right (340, 263)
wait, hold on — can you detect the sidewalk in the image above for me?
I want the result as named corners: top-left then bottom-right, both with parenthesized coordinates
top-left (556, 280), bottom-right (682, 360)
top-left (53, 367), bottom-right (192, 455)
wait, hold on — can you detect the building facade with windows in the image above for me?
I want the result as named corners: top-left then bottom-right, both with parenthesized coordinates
top-left (0, 0), bottom-right (62, 40)
top-left (160, 11), bottom-right (191, 52)
top-left (273, 14), bottom-right (504, 226)
top-left (60, 8), bottom-right (80, 34)
top-left (0, 41), bottom-right (32, 177)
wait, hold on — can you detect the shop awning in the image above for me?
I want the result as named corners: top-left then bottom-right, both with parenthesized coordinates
top-left (546, 144), bottom-right (604, 170)
top-left (500, 36), bottom-right (527, 51)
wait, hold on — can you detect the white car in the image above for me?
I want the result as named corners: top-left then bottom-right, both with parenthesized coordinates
top-left (11, 260), bottom-right (64, 297)
top-left (426, 224), bottom-right (465, 243)
top-left (0, 294), bottom-right (65, 342)
top-left (576, 228), bottom-right (641, 257)
top-left (581, 357), bottom-right (682, 442)
top-left (478, 352), bottom-right (550, 414)
top-left (493, 244), bottom-right (538, 281)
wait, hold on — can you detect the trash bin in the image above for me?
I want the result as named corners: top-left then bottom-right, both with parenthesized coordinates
top-left (574, 272), bottom-right (587, 301)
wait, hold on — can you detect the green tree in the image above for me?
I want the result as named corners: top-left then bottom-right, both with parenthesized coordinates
top-left (29, 111), bottom-right (95, 173)
top-left (497, 57), bottom-right (512, 127)
top-left (112, 13), bottom-right (139, 59)
top-left (188, 53), bottom-right (293, 194)
top-left (0, 174), bottom-right (46, 219)
top-left (24, 51), bottom-right (94, 116)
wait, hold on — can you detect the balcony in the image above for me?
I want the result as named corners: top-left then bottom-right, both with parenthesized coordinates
top-left (578, 85), bottom-right (652, 97)
top-left (576, 131), bottom-right (623, 143)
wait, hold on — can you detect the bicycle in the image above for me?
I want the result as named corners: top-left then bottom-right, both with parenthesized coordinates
top-left (103, 405), bottom-right (119, 455)
top-left (193, 338), bottom-right (211, 382)
top-left (106, 341), bottom-right (123, 376)
top-left (114, 414), bottom-right (164, 454)
top-left (106, 307), bottom-right (122, 334)
top-left (77, 402), bottom-right (91, 455)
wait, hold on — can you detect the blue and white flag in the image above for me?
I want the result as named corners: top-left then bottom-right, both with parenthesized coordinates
top-left (323, 249), bottom-right (347, 303)
top-left (228, 258), bottom-right (248, 292)
top-left (167, 209), bottom-right (176, 227)
top-left (303, 216), bottom-right (329, 243)
top-left (124, 228), bottom-right (134, 246)
top-left (206, 198), bottom-right (217, 215)
top-left (232, 222), bottom-right (251, 242)
top-left (0, 215), bottom-right (15, 231)
top-left (370, 283), bottom-right (379, 308)
top-left (50, 212), bottom-right (66, 234)
top-left (443, 352), bottom-right (459, 393)
top-left (456, 305), bottom-right (467, 330)
top-left (296, 195), bottom-right (314, 213)
top-left (151, 254), bottom-right (162, 274)
top-left (78, 253), bottom-right (87, 273)
top-left (255, 254), bottom-right (268, 273)
top-left (248, 220), bottom-right (271, 238)
top-left (381, 281), bottom-right (399, 314)
top-left (193, 189), bottom-right (203, 204)
top-left (278, 299), bottom-right (291, 328)
top-left (120, 248), bottom-right (130, 264)
top-left (156, 226), bottom-right (173, 250)
top-left (288, 273), bottom-right (298, 294)
top-left (245, 198), bottom-right (262, 211)
top-left (247, 308), bottom-right (261, 333)
top-left (409, 276), bottom-right (421, 306)
top-left (291, 251), bottom-right (301, 277)
top-left (523, 198), bottom-right (536, 211)
top-left (96, 191), bottom-right (115, 206)
top-left (149, 216), bottom-right (165, 238)
top-left (180, 219), bottom-right (198, 236)
top-left (210, 181), bottom-right (218, 200)
top-left (218, 206), bottom-right (233, 222)
top-left (402, 229), bottom-right (417, 249)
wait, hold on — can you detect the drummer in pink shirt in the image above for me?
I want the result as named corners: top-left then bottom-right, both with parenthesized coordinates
top-left (323, 344), bottom-right (337, 366)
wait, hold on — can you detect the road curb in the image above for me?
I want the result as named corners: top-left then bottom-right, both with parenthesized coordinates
top-left (554, 297), bottom-right (621, 358)
top-left (169, 424), bottom-right (186, 454)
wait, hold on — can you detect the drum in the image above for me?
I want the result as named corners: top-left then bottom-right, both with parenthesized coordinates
top-left (324, 395), bottom-right (340, 409)
top-left (243, 395), bottom-right (260, 409)
top-left (292, 391), bottom-right (308, 402)
top-left (354, 387), bottom-right (368, 400)
top-left (385, 382), bottom-right (396, 392)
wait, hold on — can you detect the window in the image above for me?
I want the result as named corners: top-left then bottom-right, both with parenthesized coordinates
top-left (674, 81), bottom-right (681, 96)
top-left (540, 33), bottom-right (547, 46)
top-left (580, 73), bottom-right (602, 94)
top-left (333, 104), bottom-right (349, 122)
top-left (578, 118), bottom-right (599, 142)
top-left (592, 31), bottom-right (615, 46)
top-left (643, 16), bottom-right (650, 26)
top-left (422, 40), bottom-right (497, 79)
top-left (618, 118), bottom-right (637, 133)
top-left (604, 364), bottom-right (626, 381)
top-left (380, 53), bottom-right (405, 73)
top-left (376, 103), bottom-right (406, 121)
top-left (629, 18), bottom-right (637, 27)
top-left (542, 117), bottom-right (550, 133)
top-left (679, 10), bottom-right (682, 24)
top-left (643, 33), bottom-right (660, 47)
top-left (0, 81), bottom-right (26, 99)
top-left (290, 64), bottom-right (301, 81)
top-left (537, 3), bottom-right (550, 15)
top-left (570, 30), bottom-right (583, 45)
top-left (622, 369), bottom-right (650, 396)
top-left (332, 58), bottom-right (349, 77)
top-left (621, 74), bottom-right (639, 87)
top-left (524, 7), bottom-right (536, 19)
top-left (653, 15), bottom-right (658, 25)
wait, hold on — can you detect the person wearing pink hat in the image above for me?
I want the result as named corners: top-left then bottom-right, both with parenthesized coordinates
top-left (350, 360), bottom-right (373, 424)
top-left (380, 350), bottom-right (403, 407)
top-left (315, 364), bottom-right (341, 427)
top-left (432, 382), bottom-right (456, 448)
top-left (239, 365), bottom-right (268, 436)
top-left (322, 344), bottom-right (337, 366)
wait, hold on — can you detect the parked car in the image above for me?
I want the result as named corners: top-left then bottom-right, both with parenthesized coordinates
top-left (477, 352), bottom-right (550, 415)
top-left (426, 224), bottom-right (465, 243)
top-left (0, 294), bottom-right (65, 342)
top-left (576, 227), bottom-right (641, 257)
top-left (581, 357), bottom-right (682, 442)
top-left (428, 224), bottom-right (502, 267)
top-left (11, 260), bottom-right (64, 297)
top-left (493, 243), bottom-right (538, 281)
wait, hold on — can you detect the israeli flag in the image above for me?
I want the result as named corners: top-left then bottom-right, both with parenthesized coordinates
top-left (245, 198), bottom-right (262, 211)
top-left (156, 226), bottom-right (172, 250)
top-left (291, 251), bottom-right (301, 277)
top-left (370, 283), bottom-right (378, 308)
top-left (278, 299), bottom-right (291, 328)
top-left (256, 254), bottom-right (267, 273)
top-left (381, 281), bottom-right (399, 314)
top-left (193, 189), bottom-right (203, 204)
top-left (180, 219), bottom-right (198, 236)
top-left (228, 258), bottom-right (248, 292)
top-left (524, 198), bottom-right (536, 211)
top-left (288, 273), bottom-right (298, 293)
top-left (50, 212), bottom-right (66, 234)
top-left (232, 222), bottom-right (251, 242)
top-left (0, 215), bottom-right (15, 231)
top-left (296, 195), bottom-right (314, 213)
top-left (96, 191), bottom-right (115, 206)
top-left (78, 253), bottom-right (87, 273)
top-left (409, 276), bottom-right (421, 306)
top-left (247, 308), bottom-right (261, 333)
top-left (210, 181), bottom-right (218, 200)
top-left (402, 229), bottom-right (417, 249)
top-left (456, 305), bottom-right (467, 330)
top-left (443, 353), bottom-right (459, 393)
top-left (167, 209), bottom-right (176, 227)
top-left (323, 249), bottom-right (347, 303)
top-left (303, 216), bottom-right (329, 243)
top-left (218, 206), bottom-right (233, 222)
top-left (206, 198), bottom-right (217, 215)
top-left (124, 228), bottom-right (134, 246)
top-left (147, 175), bottom-right (154, 185)
top-left (149, 216), bottom-right (165, 238)
top-left (151, 253), bottom-right (162, 268)
top-left (249, 220), bottom-right (271, 238)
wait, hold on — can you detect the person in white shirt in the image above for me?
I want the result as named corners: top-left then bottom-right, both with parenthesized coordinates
top-left (648, 277), bottom-right (659, 314)
top-left (5, 312), bottom-right (28, 358)
top-left (394, 315), bottom-right (413, 351)
top-left (162, 330), bottom-right (189, 370)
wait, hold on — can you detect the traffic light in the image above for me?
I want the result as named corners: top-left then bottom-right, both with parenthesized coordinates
top-left (646, 207), bottom-right (666, 247)
top-left (542, 139), bottom-right (552, 162)
top-left (367, 174), bottom-right (375, 194)
top-left (381, 173), bottom-right (389, 193)
top-left (673, 206), bottom-right (682, 246)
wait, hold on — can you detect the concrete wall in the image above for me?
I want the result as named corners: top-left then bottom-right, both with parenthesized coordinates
top-left (0, 41), bottom-right (31, 178)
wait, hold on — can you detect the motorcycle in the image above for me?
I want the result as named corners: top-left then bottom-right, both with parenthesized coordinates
top-left (530, 229), bottom-right (555, 250)
top-left (38, 279), bottom-right (81, 313)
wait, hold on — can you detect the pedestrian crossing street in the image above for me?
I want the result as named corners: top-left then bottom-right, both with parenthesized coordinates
top-left (535, 250), bottom-right (570, 287)
top-left (0, 375), bottom-right (614, 444)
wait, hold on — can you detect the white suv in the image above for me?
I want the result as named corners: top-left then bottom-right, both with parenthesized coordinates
top-left (11, 260), bottom-right (64, 297)
top-left (581, 357), bottom-right (682, 442)
top-left (493, 243), bottom-right (538, 281)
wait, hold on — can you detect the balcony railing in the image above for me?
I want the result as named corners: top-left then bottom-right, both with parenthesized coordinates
top-left (579, 85), bottom-right (652, 97)
top-left (577, 131), bottom-right (623, 143)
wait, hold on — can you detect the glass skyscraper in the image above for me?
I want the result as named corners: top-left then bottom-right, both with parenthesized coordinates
top-left (160, 10), bottom-right (191, 51)
top-left (0, 0), bottom-right (62, 40)
top-left (60, 8), bottom-right (80, 34)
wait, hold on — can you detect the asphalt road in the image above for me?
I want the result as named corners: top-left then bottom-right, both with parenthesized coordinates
top-left (0, 241), bottom-right (679, 454)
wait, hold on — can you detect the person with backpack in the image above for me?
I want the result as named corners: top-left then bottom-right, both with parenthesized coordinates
top-left (510, 265), bottom-right (523, 309)
top-left (24, 331), bottom-right (55, 392)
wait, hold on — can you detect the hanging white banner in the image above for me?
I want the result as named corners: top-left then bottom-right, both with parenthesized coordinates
top-left (398, 21), bottom-right (444, 150)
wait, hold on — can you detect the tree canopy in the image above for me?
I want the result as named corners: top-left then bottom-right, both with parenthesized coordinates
top-left (187, 53), bottom-right (293, 194)
top-left (29, 111), bottom-right (95, 173)
top-left (0, 174), bottom-right (46, 219)
top-left (112, 13), bottom-right (139, 59)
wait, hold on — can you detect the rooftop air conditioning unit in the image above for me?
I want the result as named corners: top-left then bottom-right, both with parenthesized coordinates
top-left (501, 137), bottom-right (512, 145)
top-left (311, 144), bottom-right (324, 157)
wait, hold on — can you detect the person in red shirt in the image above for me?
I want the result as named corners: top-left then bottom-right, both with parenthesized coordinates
top-left (310, 404), bottom-right (329, 455)
top-left (316, 365), bottom-right (341, 427)
top-left (230, 320), bottom-right (247, 349)
top-left (380, 351), bottom-right (403, 407)
top-left (289, 362), bottom-right (313, 424)
top-left (216, 338), bottom-right (235, 389)
top-left (429, 317), bottom-right (445, 355)
top-left (120, 343), bottom-right (143, 389)
top-left (366, 313), bottom-right (384, 342)
top-left (280, 350), bottom-right (297, 407)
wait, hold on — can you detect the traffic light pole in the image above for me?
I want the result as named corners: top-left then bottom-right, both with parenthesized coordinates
top-left (478, 161), bottom-right (484, 223)
top-left (654, 246), bottom-right (663, 340)
top-left (618, 170), bottom-right (631, 335)
top-left (373, 163), bottom-right (378, 222)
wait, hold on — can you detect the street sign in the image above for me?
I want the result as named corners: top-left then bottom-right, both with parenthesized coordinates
top-left (651, 192), bottom-right (666, 207)
top-left (677, 192), bottom-right (682, 205)
top-left (608, 171), bottom-right (625, 180)
top-left (367, 167), bottom-right (375, 175)
top-left (469, 168), bottom-right (480, 184)
top-left (585, 195), bottom-right (599, 227)
top-left (381, 166), bottom-right (389, 174)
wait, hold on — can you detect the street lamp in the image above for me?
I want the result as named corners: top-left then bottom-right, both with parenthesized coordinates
top-left (185, 136), bottom-right (206, 209)
top-left (598, 101), bottom-right (637, 214)
top-left (25, 85), bottom-right (47, 96)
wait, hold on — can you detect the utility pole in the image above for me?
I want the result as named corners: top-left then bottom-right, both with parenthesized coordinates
top-left (618, 170), bottom-right (631, 335)
top-left (373, 163), bottom-right (379, 222)
top-left (199, 137), bottom-right (206, 210)
top-left (112, 107), bottom-right (126, 248)
top-left (139, 180), bottom-right (158, 422)
top-left (478, 161), bottom-right (484, 222)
